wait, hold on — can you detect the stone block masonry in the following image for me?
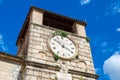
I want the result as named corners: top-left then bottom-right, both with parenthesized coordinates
top-left (0, 53), bottom-right (22, 80)
top-left (0, 6), bottom-right (99, 80)
top-left (25, 23), bottom-right (97, 80)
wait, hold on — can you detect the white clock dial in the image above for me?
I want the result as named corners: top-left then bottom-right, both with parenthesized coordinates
top-left (48, 35), bottom-right (77, 59)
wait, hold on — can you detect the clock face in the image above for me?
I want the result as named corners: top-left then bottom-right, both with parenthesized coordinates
top-left (48, 35), bottom-right (77, 59)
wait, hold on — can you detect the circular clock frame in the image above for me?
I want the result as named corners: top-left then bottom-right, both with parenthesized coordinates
top-left (47, 34), bottom-right (78, 60)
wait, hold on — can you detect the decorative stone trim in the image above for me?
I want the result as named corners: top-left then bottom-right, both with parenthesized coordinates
top-left (25, 60), bottom-right (60, 71)
top-left (30, 22), bottom-right (86, 39)
top-left (0, 52), bottom-right (99, 79)
top-left (69, 69), bottom-right (99, 79)
top-left (0, 52), bottom-right (23, 63)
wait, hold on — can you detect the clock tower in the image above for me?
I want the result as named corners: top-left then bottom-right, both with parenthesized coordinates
top-left (16, 6), bottom-right (98, 80)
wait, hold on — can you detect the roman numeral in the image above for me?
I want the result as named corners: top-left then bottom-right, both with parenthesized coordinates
top-left (53, 39), bottom-right (56, 41)
top-left (71, 51), bottom-right (73, 54)
top-left (53, 47), bottom-right (56, 49)
top-left (71, 48), bottom-right (74, 49)
top-left (67, 53), bottom-right (70, 56)
top-left (56, 37), bottom-right (59, 39)
top-left (57, 51), bottom-right (60, 54)
top-left (51, 43), bottom-right (54, 45)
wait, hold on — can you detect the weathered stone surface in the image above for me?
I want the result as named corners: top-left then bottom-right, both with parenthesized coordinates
top-left (0, 7), bottom-right (98, 80)
top-left (31, 10), bottom-right (43, 25)
top-left (25, 24), bottom-right (96, 75)
top-left (0, 60), bottom-right (21, 80)
top-left (56, 72), bottom-right (72, 80)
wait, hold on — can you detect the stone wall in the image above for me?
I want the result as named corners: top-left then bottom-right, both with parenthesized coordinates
top-left (26, 24), bottom-right (95, 77)
top-left (23, 66), bottom-right (56, 80)
top-left (23, 66), bottom-right (96, 80)
top-left (0, 59), bottom-right (21, 80)
top-left (0, 7), bottom-right (98, 80)
top-left (0, 20), bottom-right (96, 80)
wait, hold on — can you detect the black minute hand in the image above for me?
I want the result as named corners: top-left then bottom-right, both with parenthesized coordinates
top-left (56, 40), bottom-right (62, 46)
top-left (64, 46), bottom-right (70, 52)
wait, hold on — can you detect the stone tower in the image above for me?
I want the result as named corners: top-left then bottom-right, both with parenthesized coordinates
top-left (15, 6), bottom-right (98, 80)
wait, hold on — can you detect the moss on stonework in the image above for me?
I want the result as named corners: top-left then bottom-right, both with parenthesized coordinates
top-left (75, 55), bottom-right (79, 59)
top-left (54, 30), bottom-right (68, 37)
top-left (53, 54), bottom-right (59, 61)
top-left (80, 75), bottom-right (83, 80)
top-left (86, 37), bottom-right (90, 42)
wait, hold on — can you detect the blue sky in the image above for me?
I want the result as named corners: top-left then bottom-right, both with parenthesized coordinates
top-left (0, 0), bottom-right (120, 80)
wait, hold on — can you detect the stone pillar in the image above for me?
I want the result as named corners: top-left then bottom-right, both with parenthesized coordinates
top-left (73, 22), bottom-right (86, 37)
top-left (31, 9), bottom-right (43, 25)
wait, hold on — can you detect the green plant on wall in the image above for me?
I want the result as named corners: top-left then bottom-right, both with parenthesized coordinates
top-left (18, 54), bottom-right (25, 59)
top-left (54, 54), bottom-right (59, 61)
top-left (55, 64), bottom-right (60, 68)
top-left (55, 75), bottom-right (57, 80)
top-left (86, 37), bottom-right (90, 42)
top-left (80, 75), bottom-right (83, 80)
top-left (75, 55), bottom-right (79, 59)
top-left (54, 30), bottom-right (68, 37)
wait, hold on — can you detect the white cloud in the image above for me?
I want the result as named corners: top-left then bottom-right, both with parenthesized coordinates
top-left (0, 34), bottom-right (8, 51)
top-left (118, 47), bottom-right (120, 49)
top-left (106, 1), bottom-right (120, 15)
top-left (101, 41), bottom-right (107, 47)
top-left (0, 34), bottom-right (3, 44)
top-left (91, 35), bottom-right (114, 54)
top-left (103, 51), bottom-right (120, 80)
top-left (116, 28), bottom-right (120, 32)
top-left (95, 68), bottom-right (102, 74)
top-left (80, 0), bottom-right (90, 5)
top-left (112, 2), bottom-right (120, 14)
top-left (101, 41), bottom-right (109, 53)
